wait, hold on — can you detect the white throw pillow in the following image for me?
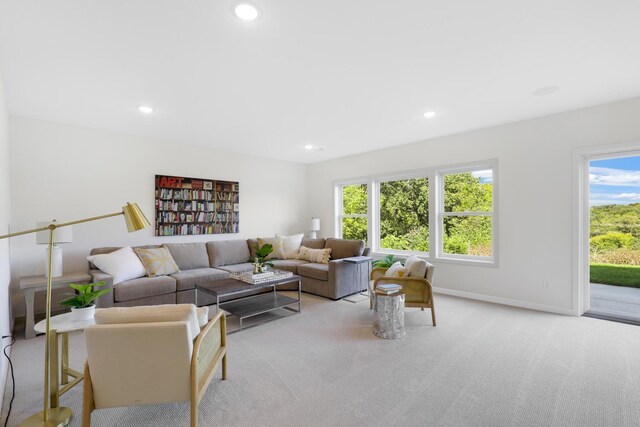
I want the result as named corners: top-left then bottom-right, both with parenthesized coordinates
top-left (385, 261), bottom-right (408, 277)
top-left (87, 246), bottom-right (147, 285)
top-left (276, 233), bottom-right (304, 259)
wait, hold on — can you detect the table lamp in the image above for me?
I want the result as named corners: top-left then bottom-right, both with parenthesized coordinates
top-left (35, 220), bottom-right (72, 278)
top-left (309, 217), bottom-right (320, 239)
top-left (0, 202), bottom-right (150, 427)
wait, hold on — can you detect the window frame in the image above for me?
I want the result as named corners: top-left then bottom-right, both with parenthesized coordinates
top-left (436, 162), bottom-right (497, 265)
top-left (334, 160), bottom-right (498, 267)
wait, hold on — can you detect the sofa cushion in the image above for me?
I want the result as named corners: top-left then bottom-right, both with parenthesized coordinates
top-left (87, 246), bottom-right (147, 285)
top-left (134, 246), bottom-right (180, 277)
top-left (207, 240), bottom-right (250, 267)
top-left (95, 303), bottom-right (201, 338)
top-left (162, 242), bottom-right (210, 270)
top-left (301, 238), bottom-right (325, 249)
top-left (297, 263), bottom-right (329, 281)
top-left (113, 276), bottom-right (177, 302)
top-left (324, 238), bottom-right (365, 260)
top-left (257, 237), bottom-right (286, 259)
top-left (270, 259), bottom-right (309, 274)
top-left (170, 268), bottom-right (230, 291)
top-left (247, 238), bottom-right (259, 257)
top-left (216, 263), bottom-right (254, 274)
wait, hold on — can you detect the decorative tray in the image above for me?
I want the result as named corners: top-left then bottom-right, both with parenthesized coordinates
top-left (230, 269), bottom-right (293, 285)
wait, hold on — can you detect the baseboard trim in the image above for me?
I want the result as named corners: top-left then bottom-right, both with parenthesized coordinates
top-left (433, 287), bottom-right (575, 316)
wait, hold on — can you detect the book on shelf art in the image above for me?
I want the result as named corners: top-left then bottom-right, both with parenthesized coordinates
top-left (155, 174), bottom-right (239, 236)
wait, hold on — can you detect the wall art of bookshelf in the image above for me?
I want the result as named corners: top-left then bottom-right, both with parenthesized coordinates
top-left (155, 174), bottom-right (239, 236)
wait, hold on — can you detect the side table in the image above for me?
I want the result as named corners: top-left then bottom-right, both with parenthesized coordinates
top-left (20, 271), bottom-right (92, 339)
top-left (342, 256), bottom-right (373, 303)
top-left (34, 313), bottom-right (95, 411)
top-left (373, 292), bottom-right (405, 339)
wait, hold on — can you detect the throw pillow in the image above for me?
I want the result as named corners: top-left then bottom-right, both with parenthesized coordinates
top-left (297, 246), bottom-right (332, 264)
top-left (134, 246), bottom-right (180, 277)
top-left (276, 233), bottom-right (304, 259)
top-left (86, 246), bottom-right (147, 285)
top-left (404, 255), bottom-right (428, 278)
top-left (257, 236), bottom-right (286, 260)
top-left (385, 261), bottom-right (408, 277)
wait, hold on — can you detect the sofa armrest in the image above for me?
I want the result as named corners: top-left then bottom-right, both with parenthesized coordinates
top-left (329, 259), bottom-right (369, 297)
top-left (89, 269), bottom-right (115, 308)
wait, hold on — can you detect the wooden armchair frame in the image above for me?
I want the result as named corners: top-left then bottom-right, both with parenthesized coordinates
top-left (369, 267), bottom-right (436, 326)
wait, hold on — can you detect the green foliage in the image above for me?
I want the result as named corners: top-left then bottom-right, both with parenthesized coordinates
top-left (590, 203), bottom-right (640, 237)
top-left (590, 232), bottom-right (634, 251)
top-left (590, 263), bottom-right (640, 288)
top-left (248, 244), bottom-right (275, 268)
top-left (59, 281), bottom-right (110, 309)
top-left (372, 254), bottom-right (403, 268)
top-left (341, 172), bottom-right (493, 255)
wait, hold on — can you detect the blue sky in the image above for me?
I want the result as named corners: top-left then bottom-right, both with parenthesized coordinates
top-left (590, 156), bottom-right (640, 205)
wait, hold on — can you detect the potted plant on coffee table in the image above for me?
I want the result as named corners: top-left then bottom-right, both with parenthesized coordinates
top-left (59, 281), bottom-right (111, 321)
top-left (248, 243), bottom-right (275, 274)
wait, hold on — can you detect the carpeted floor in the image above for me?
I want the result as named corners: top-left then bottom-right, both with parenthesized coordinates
top-left (2, 293), bottom-right (640, 427)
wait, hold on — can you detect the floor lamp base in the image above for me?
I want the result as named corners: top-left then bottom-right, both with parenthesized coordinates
top-left (20, 407), bottom-right (72, 427)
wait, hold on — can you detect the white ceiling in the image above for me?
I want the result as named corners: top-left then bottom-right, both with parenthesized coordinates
top-left (1, 1), bottom-right (640, 164)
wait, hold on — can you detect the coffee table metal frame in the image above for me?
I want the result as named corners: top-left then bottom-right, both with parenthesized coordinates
top-left (195, 273), bottom-right (301, 333)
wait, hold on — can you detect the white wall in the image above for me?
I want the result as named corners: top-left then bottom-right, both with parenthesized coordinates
top-left (9, 116), bottom-right (308, 316)
top-left (307, 96), bottom-right (640, 315)
top-left (0, 75), bottom-right (11, 412)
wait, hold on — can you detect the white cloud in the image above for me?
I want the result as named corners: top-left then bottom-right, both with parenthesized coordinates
top-left (589, 167), bottom-right (640, 187)
top-left (472, 169), bottom-right (493, 183)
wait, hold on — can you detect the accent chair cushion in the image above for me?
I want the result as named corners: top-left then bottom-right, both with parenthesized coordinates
top-left (86, 246), bottom-right (147, 285)
top-left (297, 246), bottom-right (331, 264)
top-left (404, 255), bottom-right (428, 278)
top-left (206, 240), bottom-right (250, 267)
top-left (134, 246), bottom-right (180, 277)
top-left (162, 243), bottom-right (210, 270)
top-left (324, 238), bottom-right (365, 260)
top-left (95, 303), bottom-right (202, 338)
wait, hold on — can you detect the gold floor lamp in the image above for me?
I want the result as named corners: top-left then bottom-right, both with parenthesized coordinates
top-left (0, 202), bottom-right (150, 427)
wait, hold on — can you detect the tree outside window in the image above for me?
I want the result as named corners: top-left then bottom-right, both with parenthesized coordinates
top-left (340, 184), bottom-right (368, 242)
top-left (379, 177), bottom-right (429, 252)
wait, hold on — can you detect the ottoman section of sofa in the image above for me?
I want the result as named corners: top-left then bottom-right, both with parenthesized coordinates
top-left (113, 275), bottom-right (177, 303)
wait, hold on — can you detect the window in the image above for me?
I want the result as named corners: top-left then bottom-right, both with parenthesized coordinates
top-left (338, 183), bottom-right (368, 243)
top-left (440, 168), bottom-right (494, 259)
top-left (379, 177), bottom-right (429, 253)
top-left (334, 161), bottom-right (496, 265)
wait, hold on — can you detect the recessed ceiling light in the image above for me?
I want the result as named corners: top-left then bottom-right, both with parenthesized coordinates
top-left (234, 3), bottom-right (259, 21)
top-left (423, 111), bottom-right (436, 119)
top-left (532, 86), bottom-right (560, 96)
top-left (304, 144), bottom-right (323, 151)
top-left (138, 105), bottom-right (154, 114)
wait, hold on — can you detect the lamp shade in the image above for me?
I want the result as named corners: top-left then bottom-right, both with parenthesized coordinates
top-left (35, 220), bottom-right (73, 244)
top-left (122, 202), bottom-right (151, 232)
top-left (309, 218), bottom-right (320, 232)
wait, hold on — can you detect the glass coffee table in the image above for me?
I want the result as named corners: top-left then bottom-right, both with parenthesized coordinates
top-left (195, 271), bottom-right (301, 333)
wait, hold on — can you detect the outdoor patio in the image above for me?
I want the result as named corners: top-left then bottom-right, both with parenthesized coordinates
top-left (588, 283), bottom-right (640, 323)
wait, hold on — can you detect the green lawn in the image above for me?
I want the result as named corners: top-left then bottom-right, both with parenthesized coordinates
top-left (590, 263), bottom-right (640, 288)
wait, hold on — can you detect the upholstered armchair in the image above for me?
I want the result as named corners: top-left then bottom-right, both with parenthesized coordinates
top-left (82, 304), bottom-right (227, 427)
top-left (369, 258), bottom-right (436, 326)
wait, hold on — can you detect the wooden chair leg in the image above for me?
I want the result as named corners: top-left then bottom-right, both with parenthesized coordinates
top-left (191, 396), bottom-right (198, 427)
top-left (82, 363), bottom-right (95, 427)
top-left (431, 306), bottom-right (436, 327)
top-left (222, 354), bottom-right (227, 380)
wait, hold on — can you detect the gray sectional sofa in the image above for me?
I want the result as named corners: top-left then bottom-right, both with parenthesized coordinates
top-left (89, 237), bottom-right (369, 308)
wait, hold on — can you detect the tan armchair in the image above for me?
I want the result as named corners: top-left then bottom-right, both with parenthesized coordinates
top-left (82, 304), bottom-right (227, 427)
top-left (369, 260), bottom-right (436, 326)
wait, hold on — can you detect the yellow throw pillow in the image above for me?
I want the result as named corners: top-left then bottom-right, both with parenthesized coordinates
top-left (257, 236), bottom-right (286, 260)
top-left (297, 246), bottom-right (332, 264)
top-left (134, 247), bottom-right (180, 277)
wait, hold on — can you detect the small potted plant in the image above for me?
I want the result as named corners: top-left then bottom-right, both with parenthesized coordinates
top-left (59, 281), bottom-right (111, 321)
top-left (248, 243), bottom-right (275, 274)
top-left (373, 254), bottom-right (403, 269)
